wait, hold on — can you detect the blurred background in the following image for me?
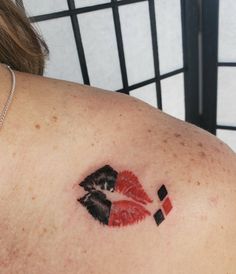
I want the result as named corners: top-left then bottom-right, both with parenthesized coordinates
top-left (15, 0), bottom-right (236, 151)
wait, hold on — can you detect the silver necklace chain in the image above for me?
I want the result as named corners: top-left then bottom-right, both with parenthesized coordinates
top-left (0, 64), bottom-right (16, 131)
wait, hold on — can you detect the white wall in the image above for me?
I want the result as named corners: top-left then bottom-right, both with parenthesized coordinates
top-left (217, 0), bottom-right (236, 151)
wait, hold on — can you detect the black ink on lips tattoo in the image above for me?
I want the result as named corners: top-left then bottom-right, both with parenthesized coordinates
top-left (78, 190), bottom-right (112, 225)
top-left (79, 165), bottom-right (117, 192)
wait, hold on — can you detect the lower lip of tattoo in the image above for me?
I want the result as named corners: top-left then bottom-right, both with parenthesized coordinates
top-left (78, 190), bottom-right (111, 225)
top-left (108, 200), bottom-right (151, 227)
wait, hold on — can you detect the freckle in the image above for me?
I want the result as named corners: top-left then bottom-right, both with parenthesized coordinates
top-left (12, 248), bottom-right (19, 256)
top-left (163, 139), bottom-right (168, 143)
top-left (27, 252), bottom-right (32, 257)
top-left (209, 196), bottom-right (219, 206)
top-left (198, 142), bottom-right (203, 147)
top-left (35, 124), bottom-right (41, 129)
top-left (197, 181), bottom-right (200, 186)
top-left (116, 124), bottom-right (121, 130)
top-left (180, 141), bottom-right (185, 146)
top-left (12, 152), bottom-right (16, 157)
top-left (138, 108), bottom-right (142, 111)
top-left (173, 153), bottom-right (177, 158)
top-left (32, 196), bottom-right (36, 200)
top-left (200, 215), bottom-right (208, 221)
top-left (147, 129), bottom-right (152, 133)
top-left (221, 225), bottom-right (224, 230)
top-left (22, 227), bottom-right (25, 232)
top-left (200, 151), bottom-right (206, 157)
top-left (190, 158), bottom-right (195, 162)
top-left (43, 228), bottom-right (47, 233)
top-left (119, 113), bottom-right (123, 117)
top-left (174, 133), bottom-right (181, 138)
top-left (52, 115), bottom-right (58, 122)
top-left (91, 143), bottom-right (95, 146)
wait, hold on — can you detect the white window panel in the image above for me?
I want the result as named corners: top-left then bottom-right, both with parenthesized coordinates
top-left (217, 67), bottom-right (236, 126)
top-left (217, 130), bottom-right (236, 152)
top-left (74, 0), bottom-right (110, 8)
top-left (119, 2), bottom-right (155, 85)
top-left (78, 9), bottom-right (123, 90)
top-left (161, 73), bottom-right (185, 120)
top-left (155, 0), bottom-right (183, 75)
top-left (35, 18), bottom-right (83, 83)
top-left (22, 0), bottom-right (68, 16)
top-left (130, 83), bottom-right (157, 108)
top-left (218, 0), bottom-right (236, 62)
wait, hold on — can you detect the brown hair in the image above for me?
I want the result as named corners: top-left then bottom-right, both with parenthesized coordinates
top-left (0, 0), bottom-right (49, 75)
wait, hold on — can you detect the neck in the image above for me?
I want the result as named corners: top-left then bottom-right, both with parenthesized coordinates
top-left (0, 64), bottom-right (13, 107)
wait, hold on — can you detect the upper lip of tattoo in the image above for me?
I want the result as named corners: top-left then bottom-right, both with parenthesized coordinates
top-left (79, 165), bottom-right (153, 204)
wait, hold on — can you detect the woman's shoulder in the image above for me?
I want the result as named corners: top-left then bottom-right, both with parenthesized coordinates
top-left (1, 71), bottom-right (236, 273)
top-left (14, 70), bottom-right (236, 230)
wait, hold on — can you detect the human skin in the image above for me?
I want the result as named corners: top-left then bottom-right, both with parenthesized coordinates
top-left (0, 65), bottom-right (235, 274)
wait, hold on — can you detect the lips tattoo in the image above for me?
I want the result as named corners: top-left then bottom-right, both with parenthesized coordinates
top-left (77, 165), bottom-right (173, 227)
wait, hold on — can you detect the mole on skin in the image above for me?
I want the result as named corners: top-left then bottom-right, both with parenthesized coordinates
top-left (52, 115), bottom-right (58, 122)
top-left (200, 151), bottom-right (206, 158)
top-left (35, 124), bottom-right (40, 129)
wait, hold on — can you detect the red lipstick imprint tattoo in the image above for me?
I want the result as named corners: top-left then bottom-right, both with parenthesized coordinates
top-left (77, 165), bottom-right (173, 227)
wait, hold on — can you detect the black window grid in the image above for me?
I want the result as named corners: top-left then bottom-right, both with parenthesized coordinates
top-left (16, 0), bottom-right (185, 111)
top-left (16, 0), bottom-right (236, 136)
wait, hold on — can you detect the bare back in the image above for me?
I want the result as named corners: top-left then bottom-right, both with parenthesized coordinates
top-left (0, 69), bottom-right (236, 274)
